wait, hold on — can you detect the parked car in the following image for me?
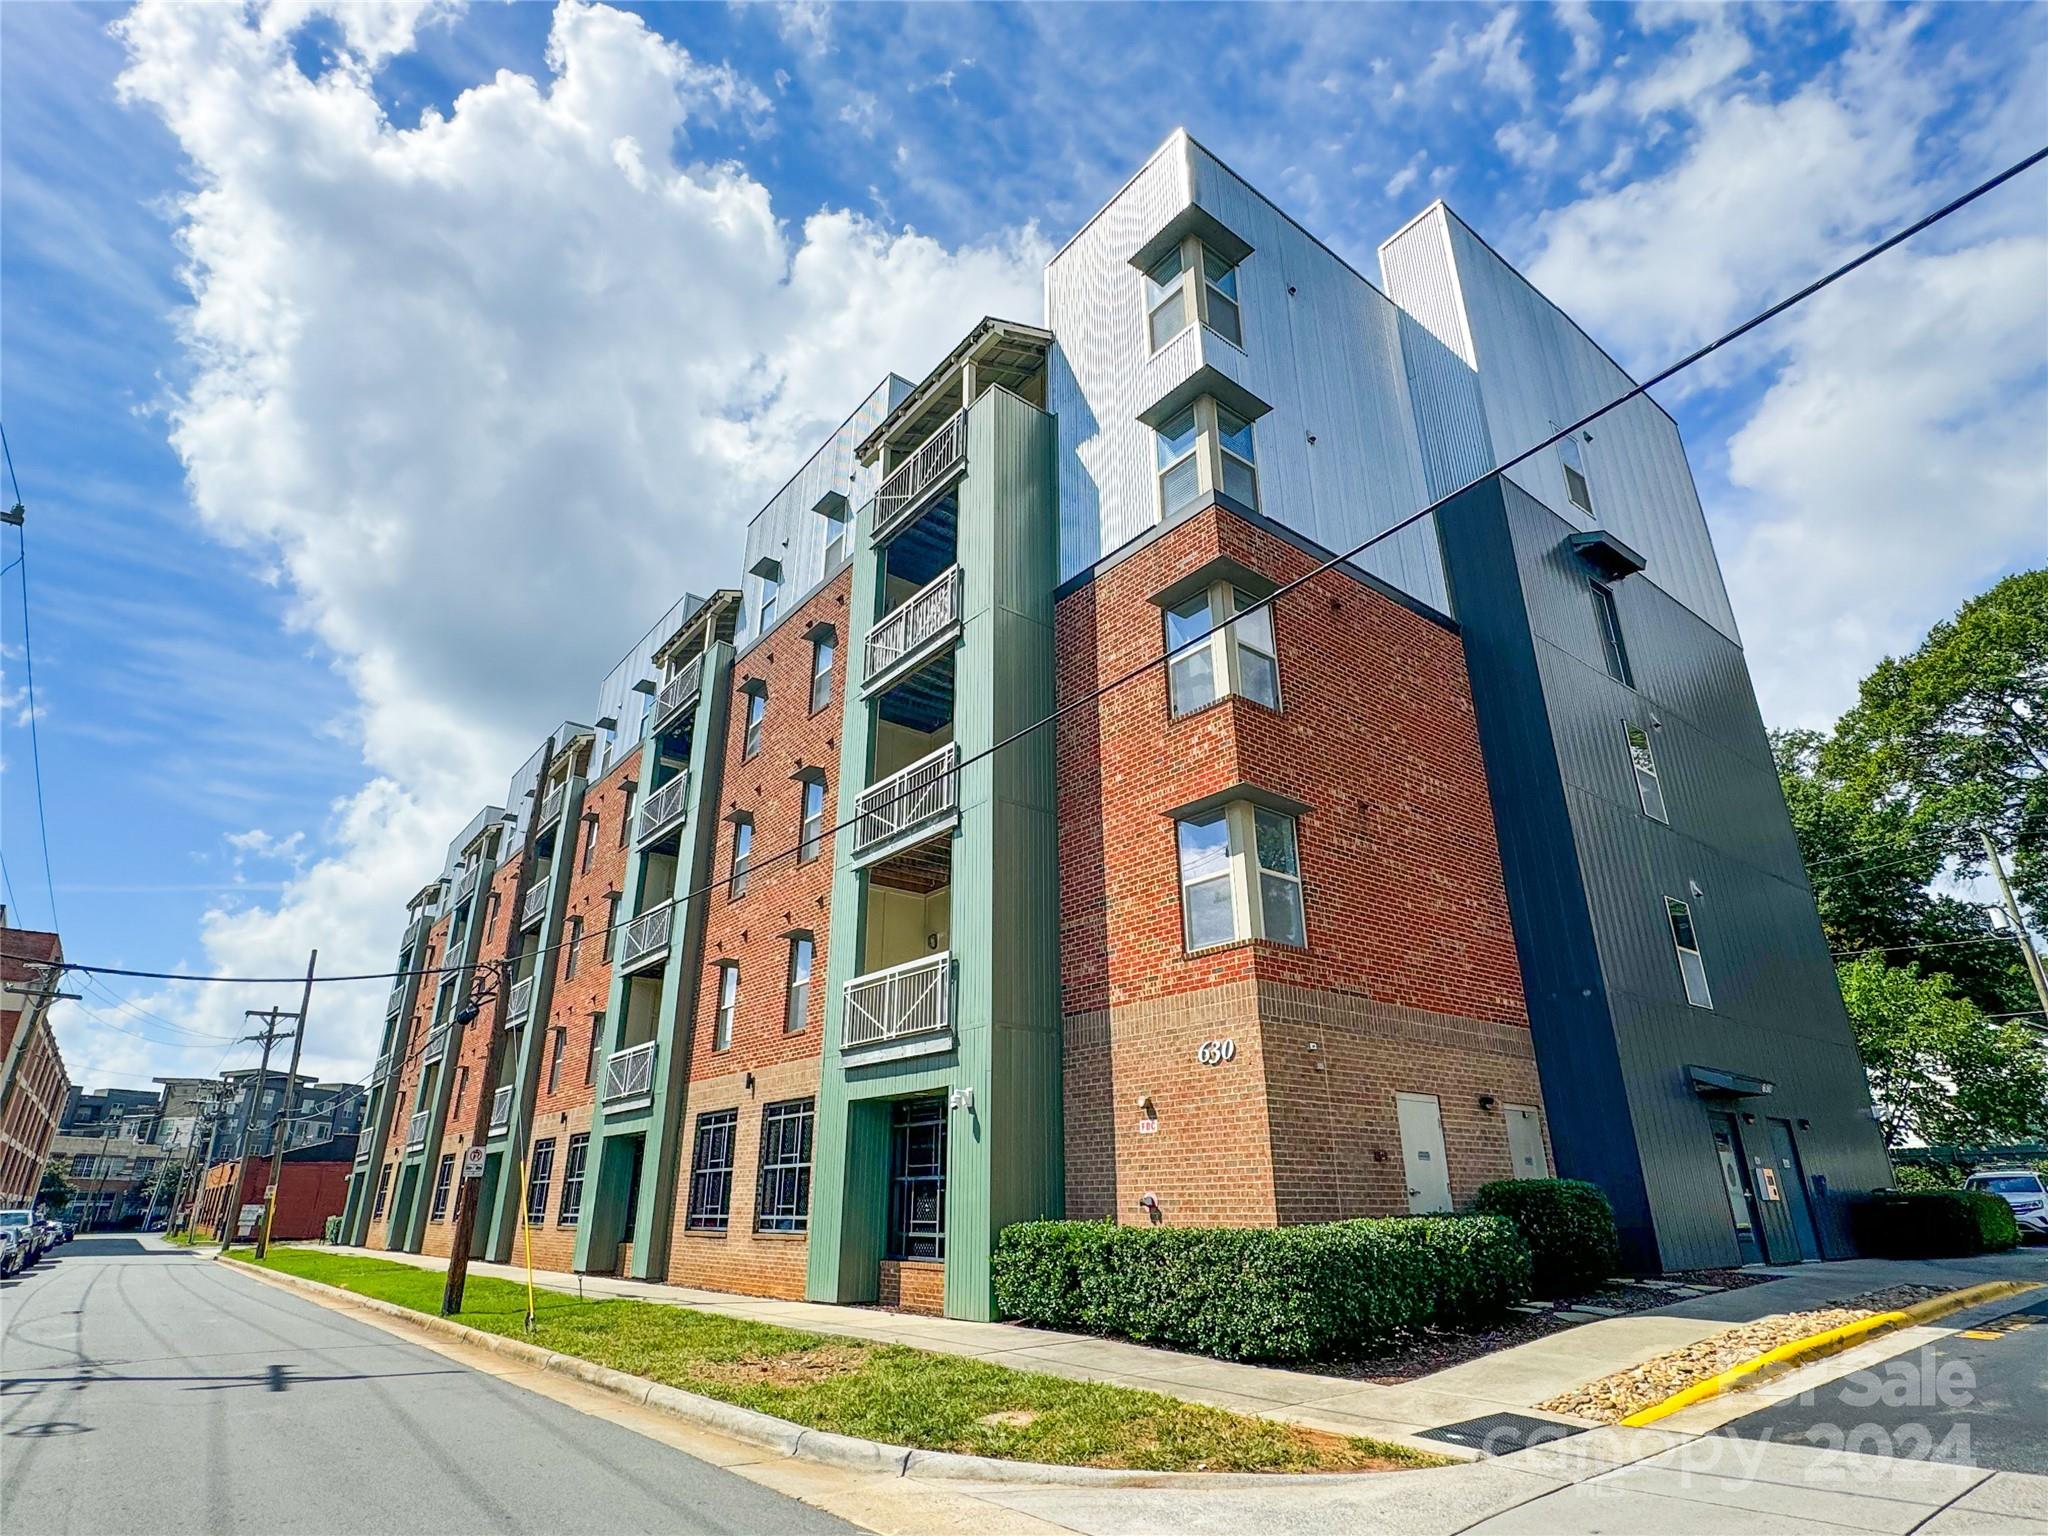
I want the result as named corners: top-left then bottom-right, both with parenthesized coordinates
top-left (0, 1210), bottom-right (38, 1268)
top-left (35, 1216), bottom-right (64, 1251)
top-left (0, 1226), bottom-right (21, 1277)
top-left (1963, 1169), bottom-right (2048, 1240)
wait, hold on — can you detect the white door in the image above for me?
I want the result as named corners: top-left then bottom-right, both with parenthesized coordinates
top-left (1506, 1104), bottom-right (1546, 1179)
top-left (1395, 1093), bottom-right (1452, 1213)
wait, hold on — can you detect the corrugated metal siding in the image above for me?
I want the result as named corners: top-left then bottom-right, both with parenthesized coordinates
top-left (1379, 208), bottom-right (1475, 368)
top-left (590, 591), bottom-right (698, 779)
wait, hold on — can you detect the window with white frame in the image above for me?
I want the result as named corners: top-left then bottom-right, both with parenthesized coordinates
top-left (1144, 247), bottom-right (1189, 352)
top-left (1174, 802), bottom-right (1307, 951)
top-left (1556, 427), bottom-right (1595, 514)
top-left (742, 689), bottom-right (766, 759)
top-left (1164, 582), bottom-right (1281, 717)
top-left (1153, 396), bottom-right (1258, 522)
top-left (785, 935), bottom-right (813, 1034)
top-left (810, 635), bottom-right (834, 714)
top-left (1143, 238), bottom-right (1245, 354)
top-left (1665, 897), bottom-right (1712, 1008)
top-left (1215, 404), bottom-right (1258, 509)
top-left (757, 570), bottom-right (780, 633)
top-left (799, 778), bottom-right (826, 862)
top-left (1624, 722), bottom-right (1668, 823)
top-left (730, 818), bottom-right (754, 898)
top-left (1155, 405), bottom-right (1201, 518)
top-left (821, 504), bottom-right (849, 570)
top-left (714, 963), bottom-right (739, 1050)
top-left (1202, 248), bottom-right (1243, 346)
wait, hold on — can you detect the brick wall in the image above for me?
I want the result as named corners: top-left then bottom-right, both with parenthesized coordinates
top-left (198, 1156), bottom-right (351, 1241)
top-left (878, 1259), bottom-right (944, 1315)
top-left (366, 910), bottom-right (450, 1248)
top-left (665, 1058), bottom-right (816, 1297)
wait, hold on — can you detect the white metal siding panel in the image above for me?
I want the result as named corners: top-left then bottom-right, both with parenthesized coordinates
top-left (1378, 208), bottom-right (1476, 368)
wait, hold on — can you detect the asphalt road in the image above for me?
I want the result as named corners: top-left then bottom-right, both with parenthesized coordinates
top-left (1716, 1293), bottom-right (2048, 1475)
top-left (1, 1235), bottom-right (863, 1535)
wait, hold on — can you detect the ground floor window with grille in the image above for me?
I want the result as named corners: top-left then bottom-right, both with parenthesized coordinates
top-left (755, 1098), bottom-right (815, 1232)
top-left (686, 1109), bottom-right (739, 1230)
top-left (371, 1163), bottom-right (393, 1219)
top-left (887, 1098), bottom-right (947, 1260)
top-left (429, 1153), bottom-right (455, 1220)
top-left (558, 1132), bottom-right (589, 1226)
top-left (526, 1138), bottom-right (556, 1224)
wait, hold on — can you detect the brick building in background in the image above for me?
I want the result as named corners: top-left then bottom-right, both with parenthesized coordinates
top-left (346, 129), bottom-right (1889, 1315)
top-left (0, 924), bottom-right (70, 1210)
top-left (197, 1135), bottom-right (358, 1241)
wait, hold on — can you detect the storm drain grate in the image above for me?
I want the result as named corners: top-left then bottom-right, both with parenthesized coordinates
top-left (1414, 1413), bottom-right (1590, 1457)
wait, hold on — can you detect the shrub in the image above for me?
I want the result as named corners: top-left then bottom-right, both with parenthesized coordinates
top-left (324, 1215), bottom-right (343, 1245)
top-left (1470, 1179), bottom-right (1622, 1297)
top-left (1852, 1190), bottom-right (2020, 1257)
top-left (992, 1215), bottom-right (1530, 1362)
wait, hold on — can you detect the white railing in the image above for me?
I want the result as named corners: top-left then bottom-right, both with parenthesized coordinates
top-left (457, 863), bottom-right (481, 898)
top-left (405, 1110), bottom-right (429, 1149)
top-left (423, 1020), bottom-right (452, 1061)
top-left (873, 409), bottom-right (966, 542)
top-left (490, 1084), bottom-right (514, 1133)
top-left (602, 1041), bottom-right (658, 1107)
top-left (387, 976), bottom-right (409, 1015)
top-left (655, 652), bottom-right (705, 727)
top-left (520, 877), bottom-right (550, 929)
top-left (637, 771), bottom-right (690, 844)
top-left (506, 975), bottom-right (535, 1026)
top-left (539, 783), bottom-right (565, 829)
top-left (842, 952), bottom-right (951, 1050)
top-left (854, 745), bottom-right (958, 857)
top-left (865, 566), bottom-right (961, 684)
top-left (619, 900), bottom-right (673, 972)
top-left (370, 1051), bottom-right (392, 1088)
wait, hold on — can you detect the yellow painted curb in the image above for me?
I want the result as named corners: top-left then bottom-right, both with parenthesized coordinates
top-left (1620, 1278), bottom-right (2041, 1427)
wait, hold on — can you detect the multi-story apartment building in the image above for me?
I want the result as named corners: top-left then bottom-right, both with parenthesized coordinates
top-left (347, 131), bottom-right (1889, 1314)
top-left (0, 924), bottom-right (71, 1208)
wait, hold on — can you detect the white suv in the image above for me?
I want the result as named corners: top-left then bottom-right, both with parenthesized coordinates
top-left (1964, 1169), bottom-right (2048, 1240)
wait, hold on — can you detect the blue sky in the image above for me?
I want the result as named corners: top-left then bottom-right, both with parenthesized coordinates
top-left (3, 1), bottom-right (2043, 1096)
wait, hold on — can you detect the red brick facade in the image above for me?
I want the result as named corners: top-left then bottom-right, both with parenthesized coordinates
top-left (0, 928), bottom-right (68, 1208)
top-left (198, 1154), bottom-right (352, 1241)
top-left (366, 909), bottom-right (450, 1248)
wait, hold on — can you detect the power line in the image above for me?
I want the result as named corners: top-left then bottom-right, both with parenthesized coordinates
top-left (79, 971), bottom-right (242, 1041)
top-left (0, 419), bottom-right (60, 932)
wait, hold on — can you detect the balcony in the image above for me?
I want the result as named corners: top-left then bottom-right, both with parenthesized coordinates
top-left (636, 770), bottom-right (690, 846)
top-left (457, 863), bottom-right (481, 899)
top-left (370, 1052), bottom-right (392, 1089)
top-left (405, 1110), bottom-right (429, 1150)
top-left (386, 976), bottom-right (409, 1017)
top-left (872, 408), bottom-right (966, 545)
top-left (864, 566), bottom-right (961, 689)
top-left (489, 1084), bottom-right (514, 1135)
top-left (506, 974), bottom-right (535, 1027)
top-left (618, 900), bottom-right (673, 975)
top-left (602, 1041), bottom-right (658, 1110)
top-left (842, 952), bottom-right (951, 1054)
top-left (422, 1020), bottom-right (453, 1063)
top-left (654, 652), bottom-right (705, 730)
top-left (854, 745), bottom-right (959, 860)
top-left (538, 783), bottom-right (566, 830)
top-left (519, 876), bottom-right (550, 930)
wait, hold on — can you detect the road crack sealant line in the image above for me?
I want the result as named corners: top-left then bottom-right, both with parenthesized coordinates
top-left (1620, 1278), bottom-right (2044, 1427)
top-left (213, 1254), bottom-right (1486, 1490)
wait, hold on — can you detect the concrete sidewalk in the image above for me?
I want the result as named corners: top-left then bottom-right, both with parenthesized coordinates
top-left (321, 1242), bottom-right (2048, 1451)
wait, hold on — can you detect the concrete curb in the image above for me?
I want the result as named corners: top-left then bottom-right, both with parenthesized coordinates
top-left (213, 1255), bottom-right (1451, 1489)
top-left (1620, 1278), bottom-right (2042, 1427)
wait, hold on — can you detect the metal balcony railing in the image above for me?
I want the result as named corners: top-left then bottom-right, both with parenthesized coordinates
top-left (405, 1110), bottom-right (429, 1150)
top-left (519, 877), bottom-right (550, 930)
top-left (386, 976), bottom-right (409, 1016)
top-left (636, 771), bottom-right (690, 845)
top-left (864, 566), bottom-right (960, 685)
top-left (655, 652), bottom-right (705, 729)
top-left (538, 783), bottom-right (566, 829)
top-left (457, 863), bottom-right (481, 899)
top-left (422, 1020), bottom-right (453, 1062)
top-left (854, 745), bottom-right (958, 857)
top-left (489, 1084), bottom-right (514, 1134)
top-left (842, 952), bottom-right (951, 1051)
top-left (872, 408), bottom-right (966, 543)
top-left (602, 1041), bottom-right (658, 1108)
top-left (506, 975), bottom-right (535, 1026)
top-left (370, 1052), bottom-right (392, 1088)
top-left (618, 900), bottom-right (673, 973)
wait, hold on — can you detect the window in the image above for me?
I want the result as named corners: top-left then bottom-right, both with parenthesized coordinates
top-left (1202, 247), bottom-right (1243, 347)
top-left (430, 1154), bottom-right (455, 1220)
top-left (547, 1026), bottom-right (567, 1094)
top-left (580, 814), bottom-right (597, 874)
top-left (685, 1110), bottom-right (739, 1231)
top-left (786, 936), bottom-right (814, 1034)
top-left (714, 964), bottom-right (738, 1051)
top-left (810, 636), bottom-right (835, 714)
top-left (755, 1098), bottom-right (815, 1232)
top-left (1590, 580), bottom-right (1633, 687)
top-left (822, 505), bottom-right (849, 569)
top-left (618, 782), bottom-right (634, 847)
top-left (484, 892), bottom-right (499, 940)
top-left (585, 1013), bottom-right (603, 1085)
top-left (1175, 802), bottom-right (1309, 952)
top-left (1155, 405), bottom-right (1201, 519)
top-left (605, 891), bottom-right (621, 941)
top-left (1558, 428), bottom-right (1595, 514)
top-left (1164, 583), bottom-right (1280, 717)
top-left (1144, 247), bottom-right (1189, 351)
top-left (742, 690), bottom-right (766, 760)
top-left (887, 1098), bottom-right (947, 1260)
top-left (729, 819), bottom-right (754, 898)
top-left (1625, 723), bottom-right (1669, 823)
top-left (526, 1138), bottom-right (556, 1223)
top-left (1215, 405), bottom-right (1258, 509)
top-left (1666, 897), bottom-right (1713, 1009)
top-left (453, 1065), bottom-right (469, 1114)
top-left (558, 1133), bottom-right (589, 1226)
top-left (565, 916), bottom-right (584, 978)
top-left (757, 571), bottom-right (780, 633)
top-left (799, 779), bottom-right (826, 862)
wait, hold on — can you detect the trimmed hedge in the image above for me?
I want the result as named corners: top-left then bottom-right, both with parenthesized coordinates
top-left (1470, 1178), bottom-right (1623, 1297)
top-left (991, 1216), bottom-right (1531, 1362)
top-left (1851, 1190), bottom-right (2020, 1258)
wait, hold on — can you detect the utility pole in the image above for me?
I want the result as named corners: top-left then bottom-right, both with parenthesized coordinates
top-left (1981, 831), bottom-right (2048, 1025)
top-left (222, 1006), bottom-right (296, 1248)
top-left (443, 733), bottom-right (555, 1319)
top-left (254, 951), bottom-right (317, 1259)
top-left (181, 1096), bottom-right (229, 1236)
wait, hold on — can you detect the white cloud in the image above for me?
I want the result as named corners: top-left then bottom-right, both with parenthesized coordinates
top-left (97, 0), bottom-right (1044, 1081)
top-left (1384, 151), bottom-right (1425, 199)
top-left (1628, 18), bottom-right (1753, 117)
top-left (1421, 8), bottom-right (1534, 104)
top-left (1494, 120), bottom-right (1559, 170)
top-left (1554, 0), bottom-right (1601, 75)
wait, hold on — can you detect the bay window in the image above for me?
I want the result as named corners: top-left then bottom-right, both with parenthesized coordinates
top-left (1164, 581), bottom-right (1281, 717)
top-left (1152, 394), bottom-right (1260, 521)
top-left (1174, 800), bottom-right (1308, 952)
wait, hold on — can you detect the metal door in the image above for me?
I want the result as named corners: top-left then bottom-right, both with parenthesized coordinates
top-left (1768, 1119), bottom-right (1823, 1262)
top-left (1396, 1093), bottom-right (1453, 1213)
top-left (1707, 1111), bottom-right (1763, 1265)
top-left (1505, 1104), bottom-right (1546, 1179)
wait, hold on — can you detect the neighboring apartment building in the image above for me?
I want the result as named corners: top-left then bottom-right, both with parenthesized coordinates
top-left (347, 130), bottom-right (1888, 1312)
top-left (50, 1127), bottom-right (168, 1228)
top-left (0, 924), bottom-right (71, 1209)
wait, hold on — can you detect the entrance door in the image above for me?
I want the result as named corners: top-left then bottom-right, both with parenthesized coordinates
top-left (887, 1098), bottom-right (948, 1260)
top-left (1767, 1119), bottom-right (1823, 1262)
top-left (1707, 1112), bottom-right (1764, 1264)
top-left (1396, 1093), bottom-right (1453, 1213)
top-left (1505, 1104), bottom-right (1546, 1179)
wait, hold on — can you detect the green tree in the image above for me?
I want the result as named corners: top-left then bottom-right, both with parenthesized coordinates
top-left (1837, 956), bottom-right (2048, 1148)
top-left (37, 1165), bottom-right (73, 1213)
